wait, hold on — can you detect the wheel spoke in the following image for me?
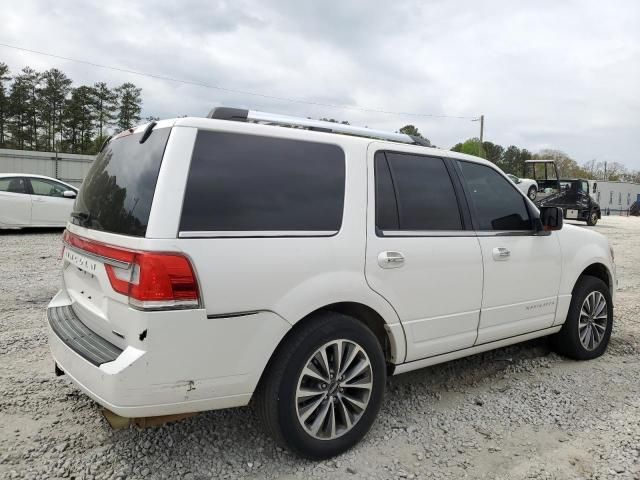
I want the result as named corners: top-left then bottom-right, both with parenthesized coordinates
top-left (309, 398), bottom-right (331, 435)
top-left (594, 295), bottom-right (606, 318)
top-left (340, 344), bottom-right (361, 377)
top-left (319, 349), bottom-right (331, 379)
top-left (341, 394), bottom-right (367, 410)
top-left (337, 396), bottom-right (352, 430)
top-left (343, 358), bottom-right (369, 383)
top-left (297, 387), bottom-right (325, 399)
top-left (302, 366), bottom-right (328, 383)
top-left (300, 395), bottom-right (326, 422)
top-left (329, 401), bottom-right (337, 438)
top-left (333, 340), bottom-right (343, 375)
top-left (579, 325), bottom-right (590, 345)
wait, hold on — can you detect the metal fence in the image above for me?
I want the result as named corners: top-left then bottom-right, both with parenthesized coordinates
top-left (0, 148), bottom-right (95, 187)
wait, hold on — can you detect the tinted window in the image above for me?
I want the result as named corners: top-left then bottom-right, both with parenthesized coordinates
top-left (376, 152), bottom-right (462, 231)
top-left (374, 152), bottom-right (399, 230)
top-left (458, 161), bottom-right (532, 231)
top-left (0, 177), bottom-right (27, 194)
top-left (180, 131), bottom-right (345, 232)
top-left (30, 178), bottom-right (69, 197)
top-left (72, 127), bottom-right (171, 236)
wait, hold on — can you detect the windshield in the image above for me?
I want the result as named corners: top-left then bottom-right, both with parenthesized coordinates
top-left (71, 127), bottom-right (171, 236)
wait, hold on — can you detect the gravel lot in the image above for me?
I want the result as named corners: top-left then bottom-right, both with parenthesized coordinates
top-left (1, 216), bottom-right (639, 480)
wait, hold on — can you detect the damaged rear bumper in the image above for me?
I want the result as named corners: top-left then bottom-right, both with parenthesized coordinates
top-left (47, 290), bottom-right (290, 418)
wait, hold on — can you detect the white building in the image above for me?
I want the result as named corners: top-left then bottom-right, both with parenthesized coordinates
top-left (590, 180), bottom-right (640, 213)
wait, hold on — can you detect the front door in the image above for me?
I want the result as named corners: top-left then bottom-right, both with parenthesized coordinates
top-left (27, 178), bottom-right (75, 226)
top-left (365, 149), bottom-right (483, 362)
top-left (456, 161), bottom-right (562, 344)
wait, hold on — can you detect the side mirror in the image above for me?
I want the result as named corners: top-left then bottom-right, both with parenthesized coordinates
top-left (539, 206), bottom-right (563, 232)
top-left (63, 190), bottom-right (77, 199)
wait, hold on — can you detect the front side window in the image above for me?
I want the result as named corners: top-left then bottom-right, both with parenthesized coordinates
top-left (0, 177), bottom-right (27, 194)
top-left (180, 131), bottom-right (345, 233)
top-left (458, 161), bottom-right (532, 231)
top-left (375, 151), bottom-right (463, 231)
top-left (29, 178), bottom-right (69, 197)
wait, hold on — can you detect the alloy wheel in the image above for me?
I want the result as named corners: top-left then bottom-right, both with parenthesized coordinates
top-left (295, 339), bottom-right (373, 440)
top-left (578, 291), bottom-right (608, 351)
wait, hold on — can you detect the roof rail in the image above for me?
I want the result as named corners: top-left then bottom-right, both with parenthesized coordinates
top-left (206, 107), bottom-right (429, 146)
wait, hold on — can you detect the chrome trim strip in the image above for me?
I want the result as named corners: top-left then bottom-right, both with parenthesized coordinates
top-left (380, 230), bottom-right (475, 237)
top-left (379, 230), bottom-right (536, 237)
top-left (207, 310), bottom-right (262, 319)
top-left (178, 230), bottom-right (338, 238)
top-left (62, 243), bottom-right (131, 269)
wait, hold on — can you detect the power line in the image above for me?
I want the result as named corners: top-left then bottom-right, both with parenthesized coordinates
top-left (0, 42), bottom-right (475, 120)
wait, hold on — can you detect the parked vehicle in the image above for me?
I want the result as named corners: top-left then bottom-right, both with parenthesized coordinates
top-left (524, 159), bottom-right (561, 202)
top-left (506, 173), bottom-right (538, 200)
top-left (523, 160), bottom-right (601, 226)
top-left (47, 109), bottom-right (616, 459)
top-left (538, 179), bottom-right (602, 226)
top-left (0, 174), bottom-right (78, 229)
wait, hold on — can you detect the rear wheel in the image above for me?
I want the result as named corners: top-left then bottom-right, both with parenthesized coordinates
top-left (550, 275), bottom-right (612, 360)
top-left (256, 312), bottom-right (386, 459)
top-left (586, 210), bottom-right (598, 226)
top-left (527, 185), bottom-right (537, 200)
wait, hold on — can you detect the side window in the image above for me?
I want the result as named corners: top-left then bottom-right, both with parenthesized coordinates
top-left (0, 177), bottom-right (27, 194)
top-left (458, 161), bottom-right (532, 231)
top-left (610, 191), bottom-right (614, 204)
top-left (581, 181), bottom-right (589, 193)
top-left (180, 131), bottom-right (345, 233)
top-left (375, 152), bottom-right (463, 231)
top-left (30, 178), bottom-right (68, 197)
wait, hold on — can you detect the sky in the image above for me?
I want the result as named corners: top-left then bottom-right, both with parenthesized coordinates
top-left (2, 0), bottom-right (639, 168)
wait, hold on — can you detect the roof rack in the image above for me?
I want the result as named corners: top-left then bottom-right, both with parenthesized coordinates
top-left (206, 107), bottom-right (430, 146)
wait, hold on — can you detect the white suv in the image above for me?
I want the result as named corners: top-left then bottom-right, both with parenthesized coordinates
top-left (48, 108), bottom-right (616, 459)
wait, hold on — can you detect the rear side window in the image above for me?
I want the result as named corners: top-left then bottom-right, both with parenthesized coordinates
top-left (29, 178), bottom-right (69, 197)
top-left (0, 177), bottom-right (27, 194)
top-left (458, 161), bottom-right (531, 231)
top-left (180, 131), bottom-right (345, 233)
top-left (72, 127), bottom-right (171, 236)
top-left (375, 151), bottom-right (463, 231)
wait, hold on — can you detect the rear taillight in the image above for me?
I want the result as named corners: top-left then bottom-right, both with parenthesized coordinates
top-left (63, 231), bottom-right (200, 310)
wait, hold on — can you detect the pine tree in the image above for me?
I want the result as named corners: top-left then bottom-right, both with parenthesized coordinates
top-left (115, 82), bottom-right (142, 130)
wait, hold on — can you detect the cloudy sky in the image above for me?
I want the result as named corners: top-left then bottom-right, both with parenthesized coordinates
top-left (2, 1), bottom-right (639, 168)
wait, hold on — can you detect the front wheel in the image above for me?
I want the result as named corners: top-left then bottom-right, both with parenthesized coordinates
top-left (550, 275), bottom-right (613, 360)
top-left (255, 312), bottom-right (386, 459)
top-left (586, 210), bottom-right (599, 226)
top-left (527, 186), bottom-right (537, 201)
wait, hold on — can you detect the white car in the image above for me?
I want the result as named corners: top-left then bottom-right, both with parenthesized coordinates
top-left (507, 173), bottom-right (538, 200)
top-left (0, 174), bottom-right (78, 228)
top-left (48, 109), bottom-right (616, 459)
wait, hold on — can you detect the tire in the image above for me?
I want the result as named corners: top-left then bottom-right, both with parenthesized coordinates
top-left (550, 275), bottom-right (613, 360)
top-left (586, 210), bottom-right (598, 226)
top-left (255, 311), bottom-right (386, 459)
top-left (527, 186), bottom-right (537, 201)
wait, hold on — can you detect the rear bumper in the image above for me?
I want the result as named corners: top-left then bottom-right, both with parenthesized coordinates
top-left (47, 290), bottom-right (290, 417)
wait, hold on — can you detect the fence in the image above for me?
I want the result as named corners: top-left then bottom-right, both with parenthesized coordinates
top-left (0, 148), bottom-right (95, 187)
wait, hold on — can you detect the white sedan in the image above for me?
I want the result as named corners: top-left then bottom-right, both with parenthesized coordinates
top-left (507, 173), bottom-right (538, 200)
top-left (0, 174), bottom-right (78, 229)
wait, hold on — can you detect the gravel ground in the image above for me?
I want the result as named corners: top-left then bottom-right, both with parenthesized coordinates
top-left (1, 216), bottom-right (639, 480)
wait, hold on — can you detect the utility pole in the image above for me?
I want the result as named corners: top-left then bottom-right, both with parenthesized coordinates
top-left (472, 115), bottom-right (485, 143)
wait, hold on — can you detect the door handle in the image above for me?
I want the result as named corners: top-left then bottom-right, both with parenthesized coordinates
top-left (32, 198), bottom-right (46, 203)
top-left (492, 247), bottom-right (510, 261)
top-left (378, 251), bottom-right (405, 269)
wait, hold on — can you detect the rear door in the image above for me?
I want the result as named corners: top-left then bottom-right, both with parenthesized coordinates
top-left (27, 177), bottom-right (75, 226)
top-left (365, 149), bottom-right (483, 362)
top-left (0, 177), bottom-right (32, 226)
top-left (455, 160), bottom-right (561, 344)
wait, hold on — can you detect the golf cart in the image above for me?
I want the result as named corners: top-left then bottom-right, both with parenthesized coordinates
top-left (523, 160), bottom-right (601, 226)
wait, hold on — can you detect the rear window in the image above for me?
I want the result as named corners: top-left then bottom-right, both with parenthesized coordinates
top-left (180, 131), bottom-right (345, 234)
top-left (71, 127), bottom-right (171, 236)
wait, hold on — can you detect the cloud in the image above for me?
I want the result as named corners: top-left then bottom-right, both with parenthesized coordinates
top-left (1, 0), bottom-right (638, 167)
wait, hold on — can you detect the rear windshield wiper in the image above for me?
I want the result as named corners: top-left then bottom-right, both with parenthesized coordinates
top-left (139, 121), bottom-right (157, 144)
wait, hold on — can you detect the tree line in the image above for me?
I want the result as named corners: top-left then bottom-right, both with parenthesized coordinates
top-left (0, 61), bottom-right (144, 154)
top-left (399, 126), bottom-right (639, 183)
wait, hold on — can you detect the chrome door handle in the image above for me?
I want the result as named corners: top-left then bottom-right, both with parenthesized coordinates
top-left (32, 197), bottom-right (46, 203)
top-left (493, 247), bottom-right (510, 261)
top-left (378, 251), bottom-right (405, 269)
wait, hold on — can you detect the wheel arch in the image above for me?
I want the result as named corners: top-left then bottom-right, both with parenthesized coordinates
top-left (576, 262), bottom-right (613, 295)
top-left (253, 301), bottom-right (401, 401)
